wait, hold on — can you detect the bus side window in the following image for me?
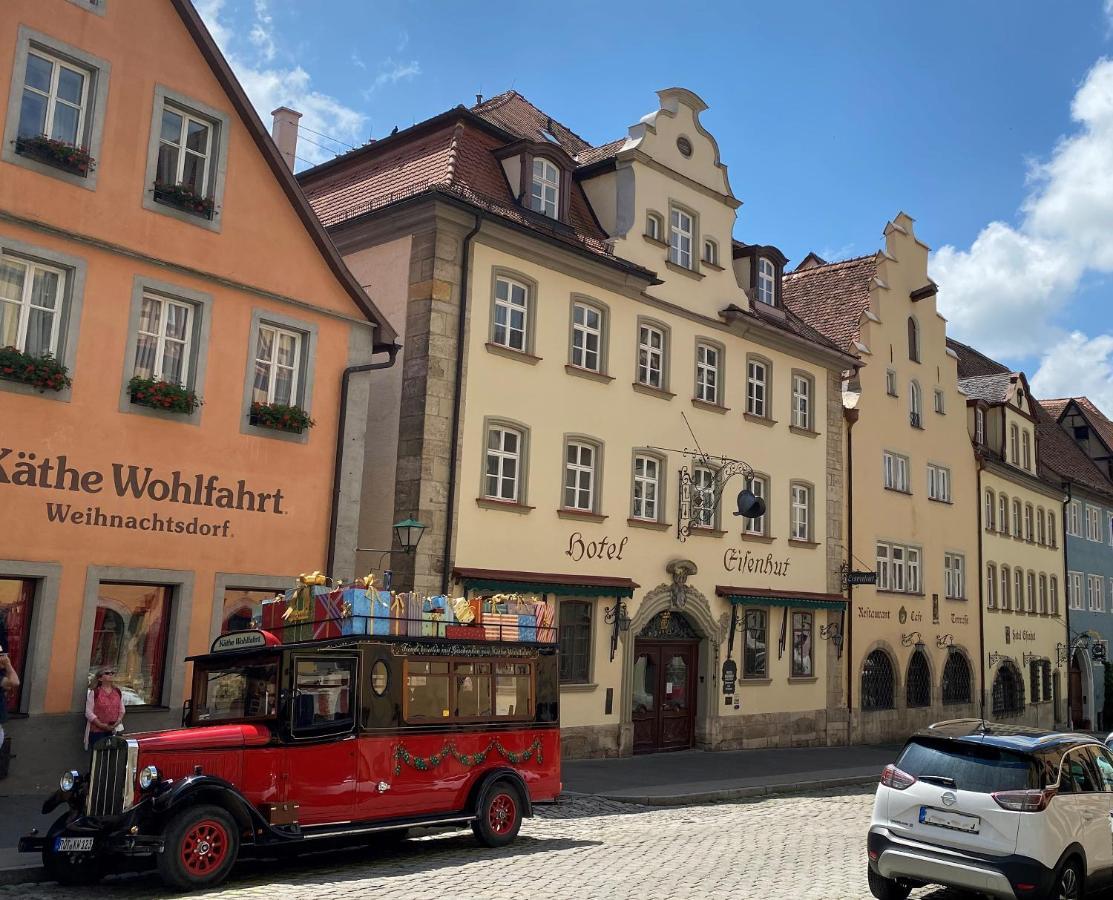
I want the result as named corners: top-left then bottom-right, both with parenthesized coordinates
top-left (293, 658), bottom-right (356, 733)
top-left (494, 662), bottom-right (532, 718)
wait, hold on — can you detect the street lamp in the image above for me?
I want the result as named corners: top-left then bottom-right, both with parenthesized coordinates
top-left (357, 518), bottom-right (427, 589)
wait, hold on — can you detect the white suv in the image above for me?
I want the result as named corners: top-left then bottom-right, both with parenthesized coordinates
top-left (868, 720), bottom-right (1113, 900)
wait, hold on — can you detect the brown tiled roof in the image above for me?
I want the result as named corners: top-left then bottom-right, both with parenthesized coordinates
top-left (1042, 397), bottom-right (1113, 453)
top-left (1041, 398), bottom-right (1070, 420)
top-left (471, 91), bottom-right (592, 156)
top-left (1035, 401), bottom-right (1113, 501)
top-left (958, 373), bottom-right (1015, 403)
top-left (781, 254), bottom-right (878, 351)
top-left (576, 138), bottom-right (626, 167)
top-left (946, 337), bottom-right (1010, 379)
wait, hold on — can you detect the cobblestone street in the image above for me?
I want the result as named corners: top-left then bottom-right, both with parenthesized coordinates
top-left (0, 787), bottom-right (961, 900)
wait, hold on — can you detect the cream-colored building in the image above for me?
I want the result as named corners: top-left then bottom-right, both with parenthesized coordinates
top-left (956, 367), bottom-right (1067, 727)
top-left (784, 215), bottom-right (982, 743)
top-left (297, 88), bottom-right (859, 756)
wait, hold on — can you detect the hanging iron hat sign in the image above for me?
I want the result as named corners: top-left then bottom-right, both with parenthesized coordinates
top-left (733, 488), bottom-right (766, 521)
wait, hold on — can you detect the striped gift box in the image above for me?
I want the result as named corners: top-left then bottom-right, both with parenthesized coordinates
top-left (483, 613), bottom-right (519, 642)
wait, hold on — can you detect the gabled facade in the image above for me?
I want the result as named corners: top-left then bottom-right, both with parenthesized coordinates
top-left (785, 214), bottom-right (982, 744)
top-left (301, 88), bottom-right (859, 757)
top-left (0, 0), bottom-right (393, 787)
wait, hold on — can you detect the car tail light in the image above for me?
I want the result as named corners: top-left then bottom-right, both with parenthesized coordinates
top-left (880, 764), bottom-right (917, 790)
top-left (991, 787), bottom-right (1056, 812)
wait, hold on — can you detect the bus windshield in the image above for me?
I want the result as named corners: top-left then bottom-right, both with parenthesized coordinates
top-left (194, 659), bottom-right (279, 723)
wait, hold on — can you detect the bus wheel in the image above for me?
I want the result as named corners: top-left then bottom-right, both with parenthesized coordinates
top-left (156, 804), bottom-right (239, 890)
top-left (472, 780), bottom-right (523, 847)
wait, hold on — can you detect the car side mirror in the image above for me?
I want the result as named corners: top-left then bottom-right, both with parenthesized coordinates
top-left (1105, 732), bottom-right (1113, 750)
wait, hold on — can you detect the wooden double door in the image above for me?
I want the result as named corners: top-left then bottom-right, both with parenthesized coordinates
top-left (632, 640), bottom-right (698, 754)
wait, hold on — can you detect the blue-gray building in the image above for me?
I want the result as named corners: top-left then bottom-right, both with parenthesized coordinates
top-left (1038, 398), bottom-right (1113, 729)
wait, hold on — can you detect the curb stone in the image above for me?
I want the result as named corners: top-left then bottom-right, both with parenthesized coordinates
top-left (595, 774), bottom-right (879, 807)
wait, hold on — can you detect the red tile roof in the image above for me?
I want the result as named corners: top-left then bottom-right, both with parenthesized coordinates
top-left (1042, 397), bottom-right (1113, 453)
top-left (471, 91), bottom-right (592, 156)
top-left (576, 138), bottom-right (626, 167)
top-left (946, 337), bottom-right (1010, 379)
top-left (1041, 398), bottom-right (1070, 419)
top-left (1035, 401), bottom-right (1113, 501)
top-left (781, 254), bottom-right (878, 351)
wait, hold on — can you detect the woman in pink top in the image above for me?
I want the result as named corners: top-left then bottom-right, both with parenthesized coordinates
top-left (85, 666), bottom-right (124, 752)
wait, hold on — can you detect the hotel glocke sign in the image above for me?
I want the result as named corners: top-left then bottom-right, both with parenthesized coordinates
top-left (0, 449), bottom-right (287, 538)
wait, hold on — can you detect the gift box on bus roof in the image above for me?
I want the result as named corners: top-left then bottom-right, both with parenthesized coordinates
top-left (339, 588), bottom-right (391, 636)
top-left (312, 587), bottom-right (346, 640)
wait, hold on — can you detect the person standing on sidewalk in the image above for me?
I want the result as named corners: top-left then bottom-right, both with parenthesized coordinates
top-left (0, 646), bottom-right (19, 750)
top-left (84, 666), bottom-right (124, 752)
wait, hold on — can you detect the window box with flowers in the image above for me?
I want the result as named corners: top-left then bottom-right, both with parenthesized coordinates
top-left (249, 401), bottom-right (314, 434)
top-left (14, 135), bottom-right (96, 178)
top-left (0, 346), bottom-right (72, 392)
top-left (127, 375), bottom-right (201, 414)
top-left (151, 182), bottom-right (215, 220)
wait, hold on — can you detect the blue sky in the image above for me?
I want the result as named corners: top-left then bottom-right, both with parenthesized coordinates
top-left (197, 0), bottom-right (1113, 407)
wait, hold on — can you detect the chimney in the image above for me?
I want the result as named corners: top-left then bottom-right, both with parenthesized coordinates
top-left (270, 106), bottom-right (302, 171)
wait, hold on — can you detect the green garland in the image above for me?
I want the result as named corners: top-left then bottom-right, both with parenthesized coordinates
top-left (393, 737), bottom-right (543, 776)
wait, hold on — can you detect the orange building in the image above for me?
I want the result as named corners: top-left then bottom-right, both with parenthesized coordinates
top-left (0, 0), bottom-right (395, 788)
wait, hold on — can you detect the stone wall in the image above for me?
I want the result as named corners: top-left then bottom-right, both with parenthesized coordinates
top-left (561, 724), bottom-right (623, 760)
top-left (852, 702), bottom-right (979, 745)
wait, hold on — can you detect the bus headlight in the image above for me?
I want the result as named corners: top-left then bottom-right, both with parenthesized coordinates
top-left (138, 765), bottom-right (160, 791)
top-left (59, 770), bottom-right (79, 793)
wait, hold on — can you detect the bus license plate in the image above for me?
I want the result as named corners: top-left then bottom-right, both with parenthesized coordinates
top-left (55, 837), bottom-right (94, 853)
top-left (919, 806), bottom-right (979, 833)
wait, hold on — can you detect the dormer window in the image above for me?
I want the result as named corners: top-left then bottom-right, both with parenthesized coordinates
top-left (530, 158), bottom-right (559, 219)
top-left (669, 207), bottom-right (693, 269)
top-left (703, 239), bottom-right (719, 267)
top-left (757, 257), bottom-right (776, 304)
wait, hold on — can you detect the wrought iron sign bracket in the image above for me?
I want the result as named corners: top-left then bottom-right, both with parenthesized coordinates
top-left (604, 601), bottom-right (631, 663)
top-left (988, 651), bottom-right (1006, 668)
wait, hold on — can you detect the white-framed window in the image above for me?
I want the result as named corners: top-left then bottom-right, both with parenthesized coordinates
top-left (1021, 431), bottom-right (1031, 471)
top-left (1087, 506), bottom-right (1102, 542)
top-left (933, 388), bottom-right (945, 414)
top-left (756, 257), bottom-right (776, 305)
top-left (986, 563), bottom-right (997, 609)
top-left (928, 464), bottom-right (951, 502)
top-left (984, 488), bottom-right (996, 531)
top-left (944, 553), bottom-right (965, 599)
top-left (669, 207), bottom-right (693, 269)
top-left (17, 48), bottom-right (89, 147)
top-left (1009, 424), bottom-right (1019, 464)
top-left (743, 474), bottom-right (767, 536)
top-left (886, 369), bottom-right (898, 397)
top-left (1026, 571), bottom-right (1036, 613)
top-left (529, 157), bottom-right (560, 219)
top-left (703, 238), bottom-right (718, 266)
top-left (790, 483), bottom-right (811, 542)
top-left (133, 293), bottom-right (193, 385)
top-left (156, 104), bottom-right (213, 197)
top-left (1012, 498), bottom-right (1022, 538)
top-left (0, 253), bottom-right (66, 357)
top-left (1039, 574), bottom-right (1048, 614)
top-left (1050, 576), bottom-right (1059, 615)
top-left (563, 441), bottom-right (597, 512)
top-left (1015, 569), bottom-right (1025, 613)
top-left (1037, 508), bottom-right (1046, 546)
top-left (492, 276), bottom-right (528, 352)
top-left (484, 425), bottom-right (522, 502)
top-left (909, 381), bottom-right (922, 428)
top-left (632, 453), bottom-right (660, 522)
top-left (252, 322), bottom-right (302, 406)
top-left (570, 300), bottom-right (603, 372)
top-left (695, 342), bottom-right (720, 405)
top-left (883, 451), bottom-right (910, 493)
top-left (1070, 571), bottom-right (1084, 610)
top-left (1068, 500), bottom-right (1081, 536)
top-left (1001, 565), bottom-right (1011, 611)
top-left (692, 465), bottom-right (716, 529)
top-left (646, 212), bottom-right (662, 241)
top-left (998, 494), bottom-right (1009, 535)
top-left (1090, 574), bottom-right (1106, 612)
top-left (637, 323), bottom-right (665, 389)
top-left (877, 541), bottom-right (921, 593)
top-left (1048, 510), bottom-right (1057, 548)
top-left (1024, 504), bottom-right (1034, 542)
top-left (975, 407), bottom-right (985, 444)
top-left (746, 357), bottom-right (768, 418)
top-left (791, 373), bottom-right (812, 430)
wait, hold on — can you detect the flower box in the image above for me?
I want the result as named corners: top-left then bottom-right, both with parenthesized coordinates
top-left (127, 375), bottom-right (201, 414)
top-left (14, 135), bottom-right (95, 177)
top-left (249, 401), bottom-right (314, 434)
top-left (152, 182), bottom-right (215, 220)
top-left (0, 346), bottom-right (71, 392)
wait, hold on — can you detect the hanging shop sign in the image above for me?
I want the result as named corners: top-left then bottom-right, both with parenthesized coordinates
top-left (211, 630), bottom-right (268, 653)
top-left (721, 659), bottom-right (737, 695)
top-left (846, 571), bottom-right (877, 586)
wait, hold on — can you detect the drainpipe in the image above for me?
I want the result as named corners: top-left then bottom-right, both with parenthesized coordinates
top-left (844, 405), bottom-right (858, 720)
top-left (441, 213), bottom-right (484, 594)
top-left (326, 342), bottom-right (401, 577)
top-left (1062, 480), bottom-right (1074, 728)
top-left (975, 455), bottom-right (987, 722)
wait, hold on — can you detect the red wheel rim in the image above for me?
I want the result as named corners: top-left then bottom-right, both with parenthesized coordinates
top-left (180, 819), bottom-right (229, 876)
top-left (488, 792), bottom-right (516, 836)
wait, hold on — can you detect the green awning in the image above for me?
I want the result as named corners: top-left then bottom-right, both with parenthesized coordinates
top-left (725, 594), bottom-right (846, 611)
top-left (454, 568), bottom-right (638, 599)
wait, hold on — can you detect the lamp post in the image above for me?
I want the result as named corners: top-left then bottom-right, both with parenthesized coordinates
top-left (357, 518), bottom-right (427, 590)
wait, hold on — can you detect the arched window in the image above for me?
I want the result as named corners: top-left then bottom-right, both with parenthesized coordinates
top-left (861, 649), bottom-right (895, 711)
top-left (942, 652), bottom-right (972, 705)
top-left (909, 381), bottom-right (923, 428)
top-left (992, 662), bottom-right (1025, 717)
top-left (907, 316), bottom-right (920, 362)
top-left (906, 649), bottom-right (931, 708)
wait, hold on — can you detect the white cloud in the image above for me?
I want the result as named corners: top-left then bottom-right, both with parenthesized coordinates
top-left (362, 58), bottom-right (422, 99)
top-left (1031, 331), bottom-right (1113, 410)
top-left (930, 57), bottom-right (1113, 396)
top-left (196, 0), bottom-right (367, 166)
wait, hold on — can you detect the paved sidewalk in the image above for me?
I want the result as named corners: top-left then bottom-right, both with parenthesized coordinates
top-left (562, 743), bottom-right (902, 805)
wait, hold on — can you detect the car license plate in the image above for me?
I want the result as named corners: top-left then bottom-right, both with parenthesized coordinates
top-left (919, 806), bottom-right (979, 833)
top-left (55, 837), bottom-right (94, 853)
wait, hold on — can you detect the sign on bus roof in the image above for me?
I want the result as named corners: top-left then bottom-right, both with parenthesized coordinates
top-left (211, 630), bottom-right (270, 653)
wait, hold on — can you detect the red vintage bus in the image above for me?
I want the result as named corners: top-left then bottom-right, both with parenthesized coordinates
top-left (20, 618), bottom-right (560, 890)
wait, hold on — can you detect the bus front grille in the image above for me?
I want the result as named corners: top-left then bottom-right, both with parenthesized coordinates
top-left (86, 738), bottom-right (136, 816)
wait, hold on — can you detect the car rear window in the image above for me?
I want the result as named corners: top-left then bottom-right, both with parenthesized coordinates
top-left (897, 739), bottom-right (1037, 793)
